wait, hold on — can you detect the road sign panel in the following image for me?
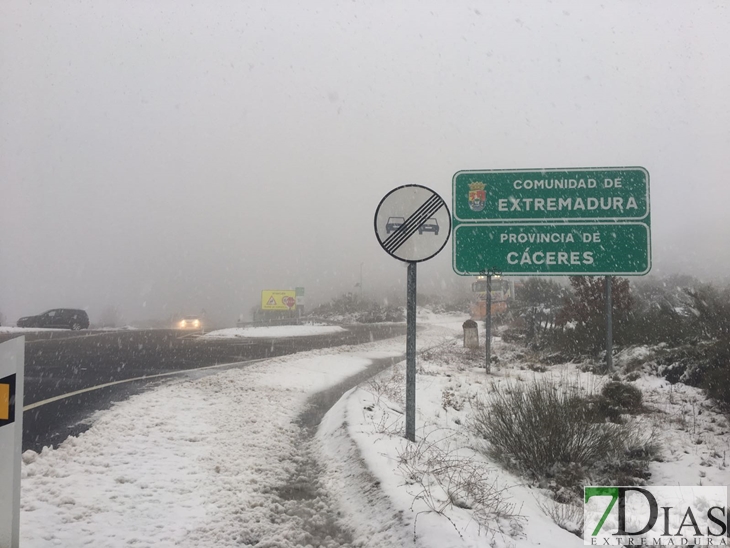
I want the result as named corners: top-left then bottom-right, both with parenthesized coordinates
top-left (374, 185), bottom-right (451, 263)
top-left (261, 290), bottom-right (297, 311)
top-left (453, 167), bottom-right (649, 223)
top-left (453, 222), bottom-right (651, 276)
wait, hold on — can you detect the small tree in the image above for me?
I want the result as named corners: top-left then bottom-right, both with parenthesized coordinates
top-left (683, 284), bottom-right (730, 340)
top-left (555, 277), bottom-right (632, 355)
top-left (514, 278), bottom-right (569, 343)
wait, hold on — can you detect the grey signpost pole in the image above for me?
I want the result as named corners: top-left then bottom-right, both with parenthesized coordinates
top-left (606, 275), bottom-right (613, 373)
top-left (374, 184), bottom-right (451, 444)
top-left (406, 262), bottom-right (417, 441)
top-left (485, 274), bottom-right (492, 373)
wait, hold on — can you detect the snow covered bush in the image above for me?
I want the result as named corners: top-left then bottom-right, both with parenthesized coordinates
top-left (472, 379), bottom-right (623, 474)
top-left (308, 293), bottom-right (405, 323)
top-left (592, 381), bottom-right (644, 423)
top-left (471, 378), bottom-right (659, 501)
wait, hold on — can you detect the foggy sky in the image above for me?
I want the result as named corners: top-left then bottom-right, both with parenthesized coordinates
top-left (2, 1), bottom-right (729, 325)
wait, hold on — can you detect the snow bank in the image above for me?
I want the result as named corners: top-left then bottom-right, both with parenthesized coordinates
top-left (201, 325), bottom-right (346, 339)
top-left (0, 326), bottom-right (58, 333)
top-left (318, 333), bottom-right (730, 547)
top-left (318, 337), bottom-right (586, 548)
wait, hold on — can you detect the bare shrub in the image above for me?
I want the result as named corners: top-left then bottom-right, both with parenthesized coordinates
top-left (365, 365), bottom-right (405, 407)
top-left (535, 496), bottom-right (583, 536)
top-left (397, 431), bottom-right (522, 539)
top-left (471, 378), bottom-right (660, 505)
top-left (363, 406), bottom-right (403, 436)
top-left (441, 386), bottom-right (465, 412)
top-left (472, 379), bottom-right (626, 477)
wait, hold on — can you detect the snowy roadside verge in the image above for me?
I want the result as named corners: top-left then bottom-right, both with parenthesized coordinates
top-left (20, 319), bottom-right (462, 547)
top-left (317, 335), bottom-right (730, 548)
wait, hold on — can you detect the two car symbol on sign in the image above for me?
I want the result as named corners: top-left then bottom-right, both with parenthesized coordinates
top-left (385, 217), bottom-right (439, 236)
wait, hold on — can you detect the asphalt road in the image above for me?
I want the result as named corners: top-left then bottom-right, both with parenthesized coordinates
top-left (5, 325), bottom-right (406, 452)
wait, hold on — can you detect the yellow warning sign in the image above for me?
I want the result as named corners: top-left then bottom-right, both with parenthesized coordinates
top-left (0, 383), bottom-right (8, 421)
top-left (261, 290), bottom-right (297, 311)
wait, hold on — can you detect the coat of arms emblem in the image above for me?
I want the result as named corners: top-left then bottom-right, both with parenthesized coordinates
top-left (468, 181), bottom-right (486, 212)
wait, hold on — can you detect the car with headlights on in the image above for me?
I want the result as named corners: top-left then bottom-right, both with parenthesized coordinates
top-left (177, 315), bottom-right (202, 330)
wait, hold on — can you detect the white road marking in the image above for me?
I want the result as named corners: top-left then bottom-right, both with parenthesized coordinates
top-left (24, 331), bottom-right (132, 344)
top-left (23, 357), bottom-right (268, 411)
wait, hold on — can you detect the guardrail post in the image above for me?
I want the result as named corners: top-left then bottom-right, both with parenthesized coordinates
top-left (0, 336), bottom-right (24, 548)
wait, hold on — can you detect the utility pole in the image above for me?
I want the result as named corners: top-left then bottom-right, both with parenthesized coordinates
top-left (360, 262), bottom-right (363, 299)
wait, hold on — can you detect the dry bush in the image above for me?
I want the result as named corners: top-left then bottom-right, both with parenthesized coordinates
top-left (535, 497), bottom-right (583, 537)
top-left (472, 379), bottom-right (626, 476)
top-left (396, 431), bottom-right (522, 539)
top-left (471, 378), bottom-right (660, 504)
top-left (365, 365), bottom-right (405, 407)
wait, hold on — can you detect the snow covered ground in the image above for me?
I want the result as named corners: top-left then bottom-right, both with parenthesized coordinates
top-left (20, 311), bottom-right (730, 547)
top-left (201, 325), bottom-right (346, 339)
top-left (0, 326), bottom-right (58, 333)
top-left (320, 334), bottom-right (730, 547)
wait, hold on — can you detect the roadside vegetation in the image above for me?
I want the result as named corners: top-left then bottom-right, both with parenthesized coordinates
top-left (351, 280), bottom-right (730, 542)
top-left (504, 275), bottom-right (730, 412)
top-left (471, 378), bottom-right (658, 504)
top-left (308, 292), bottom-right (405, 323)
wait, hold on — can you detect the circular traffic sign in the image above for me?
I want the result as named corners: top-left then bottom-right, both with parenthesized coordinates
top-left (374, 185), bottom-right (451, 263)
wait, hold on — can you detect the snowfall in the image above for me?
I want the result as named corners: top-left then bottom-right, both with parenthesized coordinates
top-left (20, 311), bottom-right (730, 547)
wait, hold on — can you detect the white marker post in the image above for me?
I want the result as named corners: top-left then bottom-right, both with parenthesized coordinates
top-left (0, 337), bottom-right (24, 548)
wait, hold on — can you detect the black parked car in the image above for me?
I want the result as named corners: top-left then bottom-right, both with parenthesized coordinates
top-left (17, 309), bottom-right (90, 330)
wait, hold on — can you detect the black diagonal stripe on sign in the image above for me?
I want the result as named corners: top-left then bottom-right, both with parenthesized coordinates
top-left (384, 197), bottom-right (444, 254)
top-left (382, 194), bottom-right (441, 252)
top-left (382, 194), bottom-right (440, 251)
top-left (384, 199), bottom-right (444, 254)
top-left (383, 196), bottom-right (444, 254)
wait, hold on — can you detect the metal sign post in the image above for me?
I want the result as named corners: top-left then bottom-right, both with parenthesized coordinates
top-left (606, 276), bottom-right (613, 373)
top-left (0, 336), bottom-right (24, 548)
top-left (374, 185), bottom-right (451, 442)
top-left (481, 267), bottom-right (501, 373)
top-left (485, 274), bottom-right (491, 373)
top-left (406, 262), bottom-right (417, 440)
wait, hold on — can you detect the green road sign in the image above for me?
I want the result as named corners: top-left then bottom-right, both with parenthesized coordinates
top-left (453, 223), bottom-right (651, 276)
top-left (453, 167), bottom-right (649, 223)
top-left (452, 166), bottom-right (652, 276)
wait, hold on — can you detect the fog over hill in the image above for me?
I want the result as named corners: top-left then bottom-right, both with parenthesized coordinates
top-left (2, 1), bottom-right (728, 325)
